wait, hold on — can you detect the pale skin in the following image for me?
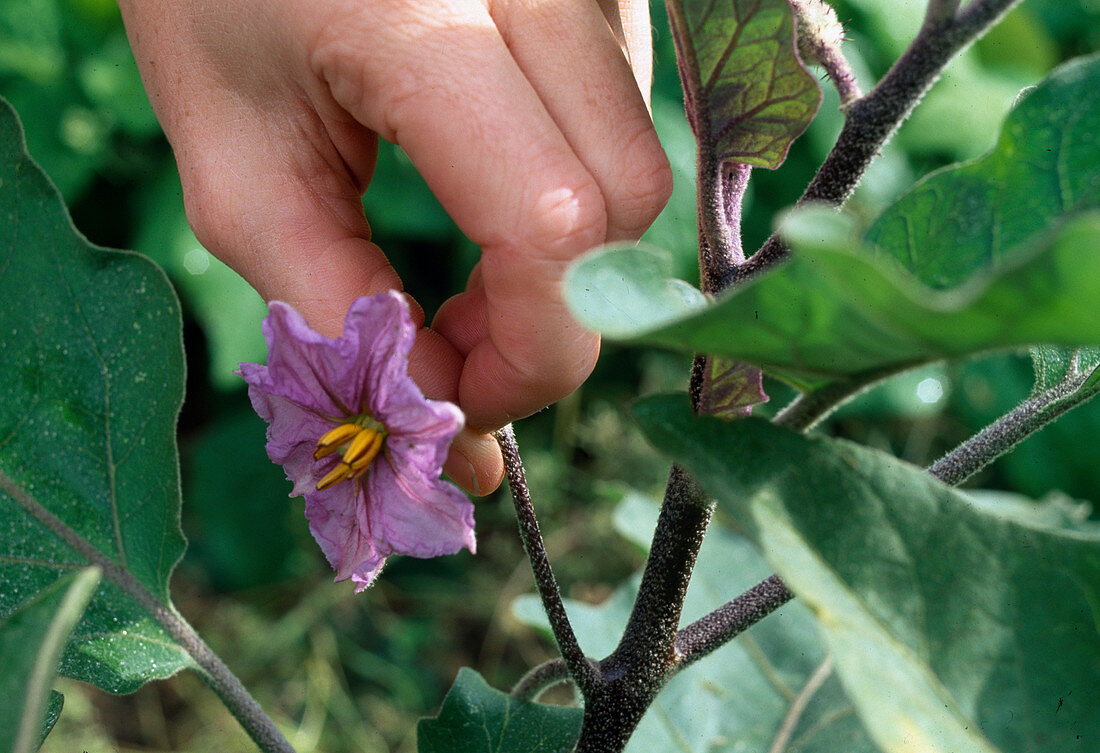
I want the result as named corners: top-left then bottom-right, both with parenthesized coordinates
top-left (117, 0), bottom-right (672, 495)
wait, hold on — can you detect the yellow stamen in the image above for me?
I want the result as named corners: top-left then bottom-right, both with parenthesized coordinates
top-left (314, 423), bottom-right (361, 460)
top-left (348, 431), bottom-right (385, 477)
top-left (341, 427), bottom-right (379, 466)
top-left (313, 418), bottom-right (387, 490)
top-left (316, 462), bottom-right (352, 490)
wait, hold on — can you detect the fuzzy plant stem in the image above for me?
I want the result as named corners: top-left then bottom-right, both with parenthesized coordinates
top-left (928, 367), bottom-right (1096, 485)
top-left (494, 425), bottom-right (602, 697)
top-left (732, 0), bottom-right (1025, 285)
top-left (789, 0), bottom-right (862, 106)
top-left (773, 365), bottom-right (916, 432)
top-left (573, 465), bottom-right (713, 752)
top-left (926, 0), bottom-right (964, 25)
top-left (698, 152), bottom-right (750, 292)
top-left (815, 40), bottom-right (863, 106)
top-left (0, 470), bottom-right (296, 753)
top-left (511, 658), bottom-right (571, 702)
top-left (672, 574), bottom-right (794, 670)
top-left (573, 132), bottom-right (759, 753)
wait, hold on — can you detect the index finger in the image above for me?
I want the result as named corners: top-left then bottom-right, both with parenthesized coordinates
top-left (310, 2), bottom-right (668, 428)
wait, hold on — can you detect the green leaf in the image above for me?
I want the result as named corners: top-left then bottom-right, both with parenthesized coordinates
top-left (1009, 346), bottom-right (1100, 457)
top-left (572, 208), bottom-right (1100, 390)
top-left (514, 494), bottom-right (876, 753)
top-left (633, 394), bottom-right (1100, 753)
top-left (666, 0), bottom-right (821, 168)
top-left (417, 668), bottom-right (582, 753)
top-left (1031, 347), bottom-right (1100, 392)
top-left (866, 54), bottom-right (1100, 289)
top-left (0, 567), bottom-right (100, 753)
top-left (38, 692), bottom-right (64, 751)
top-left (0, 96), bottom-right (193, 693)
top-left (1025, 342), bottom-right (1100, 426)
top-left (564, 243), bottom-right (705, 338)
top-left (567, 55), bottom-right (1100, 389)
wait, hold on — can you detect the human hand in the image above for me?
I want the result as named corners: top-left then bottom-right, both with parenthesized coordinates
top-left (117, 0), bottom-right (672, 494)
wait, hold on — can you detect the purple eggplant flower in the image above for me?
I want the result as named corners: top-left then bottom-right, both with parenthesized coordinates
top-left (237, 292), bottom-right (475, 591)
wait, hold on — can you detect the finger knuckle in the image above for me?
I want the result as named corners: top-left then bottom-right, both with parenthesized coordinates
top-left (607, 126), bottom-right (673, 236)
top-left (523, 178), bottom-right (608, 259)
top-left (177, 154), bottom-right (235, 253)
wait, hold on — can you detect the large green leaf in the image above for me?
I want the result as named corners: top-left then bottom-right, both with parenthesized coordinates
top-left (0, 567), bottom-right (99, 753)
top-left (0, 97), bottom-right (192, 692)
top-left (513, 494), bottom-right (875, 753)
top-left (633, 394), bottom-right (1100, 753)
top-left (571, 209), bottom-right (1100, 389)
top-left (877, 49), bottom-right (1100, 444)
top-left (417, 667), bottom-right (582, 753)
top-left (666, 0), bottom-right (821, 167)
top-left (566, 55), bottom-right (1100, 389)
top-left (866, 54), bottom-right (1100, 289)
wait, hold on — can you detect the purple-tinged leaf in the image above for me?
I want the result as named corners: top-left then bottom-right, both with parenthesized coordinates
top-left (666, 0), bottom-right (822, 168)
top-left (697, 357), bottom-right (769, 418)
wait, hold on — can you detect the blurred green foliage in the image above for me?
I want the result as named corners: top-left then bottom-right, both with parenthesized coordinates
top-left (3, 0), bottom-right (1097, 751)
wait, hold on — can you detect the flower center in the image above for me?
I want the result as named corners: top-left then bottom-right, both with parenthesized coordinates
top-left (313, 418), bottom-right (386, 490)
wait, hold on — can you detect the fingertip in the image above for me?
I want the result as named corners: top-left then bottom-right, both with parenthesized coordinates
top-left (444, 429), bottom-right (505, 497)
top-left (458, 330), bottom-right (600, 432)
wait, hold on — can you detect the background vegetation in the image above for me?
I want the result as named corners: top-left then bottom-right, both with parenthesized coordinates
top-left (3, 1), bottom-right (1098, 750)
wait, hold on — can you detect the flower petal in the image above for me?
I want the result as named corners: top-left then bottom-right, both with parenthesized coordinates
top-left (384, 397), bottom-right (465, 477)
top-left (256, 302), bottom-right (357, 417)
top-left (366, 460), bottom-right (476, 559)
top-left (304, 484), bottom-right (388, 591)
top-left (239, 293), bottom-right (477, 592)
top-left (340, 292), bottom-right (418, 416)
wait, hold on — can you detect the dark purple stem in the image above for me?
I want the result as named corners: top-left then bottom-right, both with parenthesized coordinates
top-left (494, 425), bottom-right (603, 697)
top-left (673, 575), bottom-right (795, 670)
top-left (574, 465), bottom-right (713, 752)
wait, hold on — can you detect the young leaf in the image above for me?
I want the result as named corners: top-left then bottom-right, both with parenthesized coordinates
top-left (0, 567), bottom-right (100, 753)
top-left (697, 356), bottom-right (770, 418)
top-left (634, 394), bottom-right (1100, 753)
top-left (928, 345), bottom-right (1100, 486)
top-left (1031, 346), bottom-right (1100, 394)
top-left (1027, 345), bottom-right (1100, 423)
top-left (38, 693), bottom-right (64, 752)
top-left (514, 495), bottom-right (876, 753)
top-left (0, 97), bottom-right (192, 693)
top-left (666, 0), bottom-right (821, 168)
top-left (417, 667), bottom-right (582, 753)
